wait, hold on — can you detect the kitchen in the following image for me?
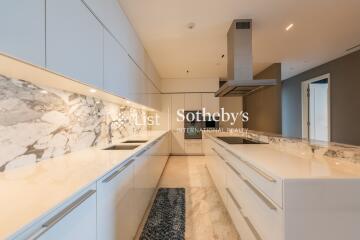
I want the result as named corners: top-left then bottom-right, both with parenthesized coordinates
top-left (1, 0), bottom-right (360, 240)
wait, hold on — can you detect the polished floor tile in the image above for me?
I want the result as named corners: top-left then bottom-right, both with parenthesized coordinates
top-left (151, 156), bottom-right (240, 240)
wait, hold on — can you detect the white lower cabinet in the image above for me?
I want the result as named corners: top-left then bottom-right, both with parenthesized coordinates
top-left (205, 137), bottom-right (360, 240)
top-left (12, 133), bottom-right (170, 240)
top-left (14, 184), bottom-right (97, 240)
top-left (206, 139), bottom-right (282, 240)
top-left (226, 188), bottom-right (258, 240)
top-left (97, 158), bottom-right (136, 240)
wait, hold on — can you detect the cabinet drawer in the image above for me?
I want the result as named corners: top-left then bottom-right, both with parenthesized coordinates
top-left (14, 184), bottom-right (97, 240)
top-left (224, 147), bottom-right (283, 207)
top-left (226, 187), bottom-right (262, 240)
top-left (226, 161), bottom-right (284, 240)
top-left (208, 144), bottom-right (227, 203)
top-left (97, 158), bottom-right (135, 240)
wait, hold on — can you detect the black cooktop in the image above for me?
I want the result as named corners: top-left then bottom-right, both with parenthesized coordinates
top-left (216, 136), bottom-right (268, 144)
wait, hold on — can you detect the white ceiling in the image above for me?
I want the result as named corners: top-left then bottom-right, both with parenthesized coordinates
top-left (118, 0), bottom-right (360, 80)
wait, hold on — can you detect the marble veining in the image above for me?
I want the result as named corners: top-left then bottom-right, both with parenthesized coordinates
top-left (0, 74), bottom-right (148, 172)
top-left (214, 128), bottom-right (360, 164)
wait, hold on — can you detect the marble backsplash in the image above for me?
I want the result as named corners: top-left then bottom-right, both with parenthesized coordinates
top-left (0, 74), bottom-right (149, 172)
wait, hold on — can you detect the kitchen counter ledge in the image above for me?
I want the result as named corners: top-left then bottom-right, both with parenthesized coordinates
top-left (0, 130), bottom-right (168, 239)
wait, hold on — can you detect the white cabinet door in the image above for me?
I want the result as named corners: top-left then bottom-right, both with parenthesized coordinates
top-left (171, 131), bottom-right (185, 155)
top-left (139, 72), bottom-right (148, 106)
top-left (82, 0), bottom-right (147, 82)
top-left (133, 148), bottom-right (152, 228)
top-left (171, 94), bottom-right (185, 128)
top-left (148, 80), bottom-right (161, 110)
top-left (104, 30), bottom-right (131, 99)
top-left (46, 0), bottom-right (103, 88)
top-left (0, 0), bottom-right (45, 66)
top-left (97, 159), bottom-right (135, 240)
top-left (154, 94), bottom-right (171, 131)
top-left (202, 93), bottom-right (219, 113)
top-left (18, 184), bottom-right (97, 240)
top-left (171, 94), bottom-right (185, 154)
top-left (185, 139), bottom-right (203, 154)
top-left (185, 93), bottom-right (202, 110)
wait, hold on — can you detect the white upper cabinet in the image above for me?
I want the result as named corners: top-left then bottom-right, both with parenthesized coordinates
top-left (46, 0), bottom-right (103, 89)
top-left (0, 0), bottom-right (45, 66)
top-left (202, 93), bottom-right (219, 113)
top-left (171, 94), bottom-right (185, 154)
top-left (103, 30), bottom-right (130, 99)
top-left (82, 0), bottom-right (161, 90)
top-left (185, 93), bottom-right (202, 110)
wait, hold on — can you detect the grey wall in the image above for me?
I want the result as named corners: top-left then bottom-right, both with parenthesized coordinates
top-left (282, 50), bottom-right (360, 145)
top-left (220, 96), bottom-right (244, 129)
top-left (244, 63), bottom-right (282, 134)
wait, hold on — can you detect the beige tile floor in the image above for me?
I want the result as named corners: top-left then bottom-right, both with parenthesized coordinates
top-left (137, 156), bottom-right (240, 240)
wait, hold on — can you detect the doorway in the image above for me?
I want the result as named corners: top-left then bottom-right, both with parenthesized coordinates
top-left (301, 74), bottom-right (330, 141)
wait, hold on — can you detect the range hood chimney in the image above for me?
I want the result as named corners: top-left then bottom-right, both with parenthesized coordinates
top-left (215, 19), bottom-right (278, 97)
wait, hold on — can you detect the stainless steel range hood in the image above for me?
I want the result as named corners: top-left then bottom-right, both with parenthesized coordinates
top-left (215, 19), bottom-right (277, 97)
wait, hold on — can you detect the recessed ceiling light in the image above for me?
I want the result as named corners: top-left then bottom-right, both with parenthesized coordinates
top-left (286, 23), bottom-right (294, 31)
top-left (40, 90), bottom-right (48, 94)
top-left (89, 88), bottom-right (97, 93)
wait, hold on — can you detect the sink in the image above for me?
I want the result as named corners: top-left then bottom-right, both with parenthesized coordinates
top-left (216, 136), bottom-right (268, 144)
top-left (103, 145), bottom-right (140, 150)
top-left (122, 140), bottom-right (148, 143)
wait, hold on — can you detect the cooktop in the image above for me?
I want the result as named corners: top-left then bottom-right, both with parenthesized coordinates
top-left (216, 136), bottom-right (268, 144)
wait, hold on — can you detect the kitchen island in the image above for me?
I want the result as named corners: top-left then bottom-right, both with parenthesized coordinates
top-left (204, 131), bottom-right (360, 240)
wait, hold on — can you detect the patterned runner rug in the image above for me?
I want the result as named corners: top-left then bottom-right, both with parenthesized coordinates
top-left (140, 188), bottom-right (185, 240)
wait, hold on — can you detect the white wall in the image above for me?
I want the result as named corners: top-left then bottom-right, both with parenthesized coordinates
top-left (161, 78), bottom-right (219, 93)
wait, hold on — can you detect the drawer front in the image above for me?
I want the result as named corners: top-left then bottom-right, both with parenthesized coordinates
top-left (14, 184), bottom-right (97, 240)
top-left (226, 187), bottom-right (261, 240)
top-left (226, 161), bottom-right (284, 240)
top-left (224, 147), bottom-right (283, 207)
top-left (208, 142), bottom-right (227, 203)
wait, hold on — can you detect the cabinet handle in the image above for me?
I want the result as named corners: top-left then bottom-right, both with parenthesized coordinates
top-left (226, 188), bottom-right (241, 210)
top-left (226, 188), bottom-right (263, 240)
top-left (102, 159), bottom-right (134, 183)
top-left (244, 216), bottom-right (263, 240)
top-left (136, 148), bottom-right (148, 157)
top-left (226, 162), bottom-right (277, 211)
top-left (225, 149), bottom-right (276, 183)
top-left (226, 188), bottom-right (262, 240)
top-left (225, 162), bottom-right (244, 180)
top-left (29, 190), bottom-right (96, 239)
top-left (211, 147), bottom-right (226, 161)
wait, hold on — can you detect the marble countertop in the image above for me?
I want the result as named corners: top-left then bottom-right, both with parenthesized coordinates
top-left (207, 133), bottom-right (360, 179)
top-left (0, 130), bottom-right (168, 239)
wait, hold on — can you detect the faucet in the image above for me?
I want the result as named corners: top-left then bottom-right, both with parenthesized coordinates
top-left (108, 120), bottom-right (120, 144)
